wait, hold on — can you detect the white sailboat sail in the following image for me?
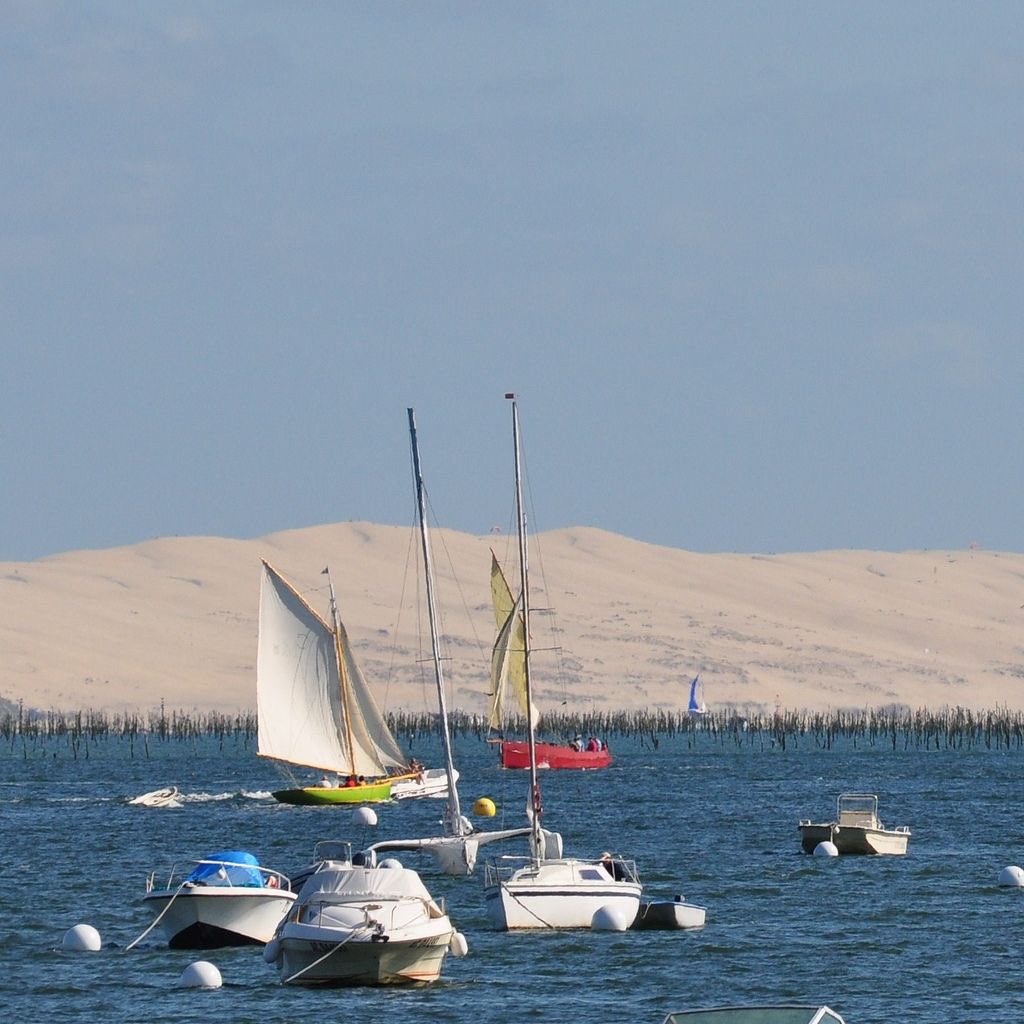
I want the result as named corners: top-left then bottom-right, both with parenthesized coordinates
top-left (256, 561), bottom-right (407, 779)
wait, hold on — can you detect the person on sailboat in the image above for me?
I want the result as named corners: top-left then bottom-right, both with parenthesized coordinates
top-left (601, 852), bottom-right (627, 881)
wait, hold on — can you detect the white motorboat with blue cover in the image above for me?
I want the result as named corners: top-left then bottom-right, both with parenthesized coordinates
top-left (139, 850), bottom-right (296, 949)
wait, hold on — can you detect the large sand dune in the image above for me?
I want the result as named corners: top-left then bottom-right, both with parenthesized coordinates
top-left (1, 523), bottom-right (1021, 715)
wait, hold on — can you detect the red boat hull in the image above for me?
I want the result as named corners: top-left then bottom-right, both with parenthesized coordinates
top-left (499, 740), bottom-right (612, 770)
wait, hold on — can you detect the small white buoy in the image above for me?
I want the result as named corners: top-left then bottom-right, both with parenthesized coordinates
top-left (352, 805), bottom-right (378, 826)
top-left (813, 841), bottom-right (839, 858)
top-left (179, 961), bottom-right (223, 989)
top-left (449, 931), bottom-right (469, 956)
top-left (473, 797), bottom-right (496, 817)
top-left (591, 905), bottom-right (630, 931)
top-left (998, 865), bottom-right (1024, 887)
top-left (62, 924), bottom-right (102, 951)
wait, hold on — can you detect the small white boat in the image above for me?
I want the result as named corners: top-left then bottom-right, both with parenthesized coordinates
top-left (799, 793), bottom-right (911, 855)
top-left (264, 842), bottom-right (462, 986)
top-left (632, 895), bottom-right (706, 930)
top-left (664, 1006), bottom-right (846, 1024)
top-left (128, 786), bottom-right (180, 808)
top-left (141, 850), bottom-right (296, 949)
top-left (389, 766), bottom-right (456, 801)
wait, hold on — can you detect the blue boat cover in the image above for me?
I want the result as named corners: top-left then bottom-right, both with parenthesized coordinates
top-left (186, 850), bottom-right (264, 887)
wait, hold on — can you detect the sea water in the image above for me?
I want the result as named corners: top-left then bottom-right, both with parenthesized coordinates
top-left (1, 732), bottom-right (1021, 1024)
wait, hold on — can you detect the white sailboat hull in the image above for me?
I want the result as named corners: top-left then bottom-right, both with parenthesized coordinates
top-left (483, 858), bottom-right (642, 930)
top-left (142, 888), bottom-right (296, 948)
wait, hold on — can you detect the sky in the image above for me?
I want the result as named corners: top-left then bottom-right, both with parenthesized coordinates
top-left (3, 2), bottom-right (1023, 561)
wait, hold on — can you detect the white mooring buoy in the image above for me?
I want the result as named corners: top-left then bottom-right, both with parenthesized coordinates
top-left (813, 840), bottom-right (839, 858)
top-left (998, 865), bottom-right (1024, 887)
top-left (591, 905), bottom-right (630, 931)
top-left (179, 961), bottom-right (223, 989)
top-left (62, 924), bottom-right (101, 951)
top-left (449, 931), bottom-right (469, 957)
top-left (352, 805), bottom-right (378, 826)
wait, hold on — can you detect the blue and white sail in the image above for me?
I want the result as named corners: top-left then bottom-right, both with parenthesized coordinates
top-left (687, 674), bottom-right (707, 716)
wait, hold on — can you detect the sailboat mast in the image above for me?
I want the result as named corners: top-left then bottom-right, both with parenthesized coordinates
top-left (407, 408), bottom-right (463, 830)
top-left (506, 392), bottom-right (543, 853)
top-left (325, 568), bottom-right (359, 779)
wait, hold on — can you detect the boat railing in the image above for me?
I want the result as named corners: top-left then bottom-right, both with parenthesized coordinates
top-left (148, 859), bottom-right (292, 892)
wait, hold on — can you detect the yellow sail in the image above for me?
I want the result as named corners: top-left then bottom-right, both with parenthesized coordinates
top-left (489, 552), bottom-right (530, 729)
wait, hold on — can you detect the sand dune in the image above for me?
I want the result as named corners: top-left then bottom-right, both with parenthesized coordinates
top-left (1, 523), bottom-right (1022, 715)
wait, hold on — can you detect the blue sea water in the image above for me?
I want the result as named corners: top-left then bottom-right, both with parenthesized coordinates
top-left (1, 731), bottom-right (1021, 1024)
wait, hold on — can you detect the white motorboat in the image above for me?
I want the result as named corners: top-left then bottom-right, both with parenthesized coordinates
top-left (481, 394), bottom-right (643, 929)
top-left (128, 786), bottom-right (181, 808)
top-left (664, 1006), bottom-right (846, 1024)
top-left (139, 850), bottom-right (296, 949)
top-left (799, 793), bottom-right (911, 855)
top-left (264, 841), bottom-right (464, 986)
top-left (390, 766), bottom-right (457, 801)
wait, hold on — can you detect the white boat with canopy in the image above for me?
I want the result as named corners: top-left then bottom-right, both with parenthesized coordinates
top-left (257, 562), bottom-right (423, 805)
top-left (263, 841), bottom-right (465, 986)
top-left (481, 393), bottom-right (643, 929)
top-left (135, 850), bottom-right (296, 949)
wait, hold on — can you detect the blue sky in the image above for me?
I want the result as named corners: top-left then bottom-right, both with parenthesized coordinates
top-left (3, 2), bottom-right (1023, 560)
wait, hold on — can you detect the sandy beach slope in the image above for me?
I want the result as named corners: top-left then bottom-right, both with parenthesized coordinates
top-left (1, 523), bottom-right (1021, 714)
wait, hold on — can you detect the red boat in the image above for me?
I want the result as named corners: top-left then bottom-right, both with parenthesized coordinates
top-left (499, 740), bottom-right (613, 770)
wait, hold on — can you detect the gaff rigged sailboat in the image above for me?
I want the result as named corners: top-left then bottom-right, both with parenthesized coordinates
top-left (363, 409), bottom-right (529, 874)
top-left (257, 562), bottom-right (421, 805)
top-left (482, 394), bottom-right (642, 929)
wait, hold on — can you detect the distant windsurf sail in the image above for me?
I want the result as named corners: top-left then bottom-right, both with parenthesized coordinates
top-left (687, 674), bottom-right (707, 715)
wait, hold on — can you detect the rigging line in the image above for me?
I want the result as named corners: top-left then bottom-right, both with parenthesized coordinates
top-left (502, 882), bottom-right (558, 929)
top-left (124, 879), bottom-right (190, 952)
top-left (279, 921), bottom-right (374, 984)
top-left (378, 516), bottom-right (418, 719)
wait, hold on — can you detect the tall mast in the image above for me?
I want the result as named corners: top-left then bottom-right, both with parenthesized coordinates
top-left (325, 568), bottom-right (358, 779)
top-left (407, 408), bottom-right (463, 833)
top-left (506, 392), bottom-right (543, 857)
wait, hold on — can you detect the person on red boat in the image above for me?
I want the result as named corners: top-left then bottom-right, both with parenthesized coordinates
top-left (586, 736), bottom-right (600, 752)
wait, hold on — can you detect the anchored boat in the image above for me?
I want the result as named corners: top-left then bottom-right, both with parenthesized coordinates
top-left (140, 850), bottom-right (296, 949)
top-left (799, 793), bottom-right (911, 855)
top-left (264, 841), bottom-right (463, 986)
top-left (482, 394), bottom-right (642, 929)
